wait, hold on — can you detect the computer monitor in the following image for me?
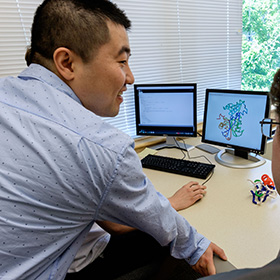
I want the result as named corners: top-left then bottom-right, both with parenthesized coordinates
top-left (202, 89), bottom-right (270, 168)
top-left (134, 83), bottom-right (197, 151)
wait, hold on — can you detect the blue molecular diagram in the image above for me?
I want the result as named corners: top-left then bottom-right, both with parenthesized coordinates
top-left (217, 100), bottom-right (248, 141)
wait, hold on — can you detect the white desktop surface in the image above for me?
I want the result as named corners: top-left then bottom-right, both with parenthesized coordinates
top-left (141, 137), bottom-right (280, 269)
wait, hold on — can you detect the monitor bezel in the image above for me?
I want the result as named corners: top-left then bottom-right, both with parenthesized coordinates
top-left (202, 88), bottom-right (270, 155)
top-left (134, 83), bottom-right (197, 138)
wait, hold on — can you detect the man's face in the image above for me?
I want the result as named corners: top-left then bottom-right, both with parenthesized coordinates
top-left (73, 21), bottom-right (134, 117)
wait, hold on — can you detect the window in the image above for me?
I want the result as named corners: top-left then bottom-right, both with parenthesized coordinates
top-left (0, 0), bottom-right (242, 138)
top-left (242, 0), bottom-right (280, 91)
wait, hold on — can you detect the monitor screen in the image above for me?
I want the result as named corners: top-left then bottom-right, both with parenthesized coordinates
top-left (134, 84), bottom-right (197, 150)
top-left (202, 89), bottom-right (270, 166)
top-left (134, 84), bottom-right (197, 136)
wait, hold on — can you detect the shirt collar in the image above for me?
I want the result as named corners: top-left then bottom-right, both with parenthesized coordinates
top-left (18, 63), bottom-right (82, 105)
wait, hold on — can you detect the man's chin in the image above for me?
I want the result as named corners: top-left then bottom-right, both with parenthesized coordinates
top-left (103, 109), bottom-right (120, 118)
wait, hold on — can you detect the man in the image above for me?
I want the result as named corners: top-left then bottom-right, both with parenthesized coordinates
top-left (200, 68), bottom-right (280, 280)
top-left (0, 0), bottom-right (226, 279)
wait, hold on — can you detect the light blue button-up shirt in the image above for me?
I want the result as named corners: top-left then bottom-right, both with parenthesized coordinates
top-left (0, 64), bottom-right (210, 279)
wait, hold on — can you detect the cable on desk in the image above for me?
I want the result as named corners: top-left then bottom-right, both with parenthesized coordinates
top-left (177, 138), bottom-right (213, 164)
top-left (201, 170), bottom-right (214, 185)
top-left (175, 137), bottom-right (215, 185)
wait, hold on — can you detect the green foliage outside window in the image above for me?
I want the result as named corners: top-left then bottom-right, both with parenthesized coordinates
top-left (242, 0), bottom-right (280, 91)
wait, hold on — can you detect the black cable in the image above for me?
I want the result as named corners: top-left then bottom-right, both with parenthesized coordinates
top-left (202, 170), bottom-right (214, 185)
top-left (180, 138), bottom-right (213, 164)
top-left (175, 138), bottom-right (215, 184)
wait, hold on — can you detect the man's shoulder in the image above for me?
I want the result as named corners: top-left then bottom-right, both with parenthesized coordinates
top-left (0, 65), bottom-right (135, 155)
top-left (81, 117), bottom-right (134, 155)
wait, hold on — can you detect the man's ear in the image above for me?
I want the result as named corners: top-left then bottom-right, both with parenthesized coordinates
top-left (53, 47), bottom-right (76, 81)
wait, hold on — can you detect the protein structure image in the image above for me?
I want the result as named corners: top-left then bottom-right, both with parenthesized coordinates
top-left (217, 99), bottom-right (248, 141)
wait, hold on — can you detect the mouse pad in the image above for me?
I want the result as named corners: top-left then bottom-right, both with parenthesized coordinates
top-left (213, 255), bottom-right (237, 274)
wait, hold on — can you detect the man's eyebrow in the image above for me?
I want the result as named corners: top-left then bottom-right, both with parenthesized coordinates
top-left (118, 46), bottom-right (131, 56)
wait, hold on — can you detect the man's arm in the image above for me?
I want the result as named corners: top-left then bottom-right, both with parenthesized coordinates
top-left (96, 143), bottom-right (226, 277)
top-left (97, 181), bottom-right (207, 235)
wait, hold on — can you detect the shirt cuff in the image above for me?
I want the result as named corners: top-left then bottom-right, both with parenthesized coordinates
top-left (186, 236), bottom-right (211, 266)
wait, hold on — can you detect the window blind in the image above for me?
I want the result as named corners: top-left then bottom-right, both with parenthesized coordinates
top-left (0, 0), bottom-right (242, 138)
top-left (0, 1), bottom-right (37, 77)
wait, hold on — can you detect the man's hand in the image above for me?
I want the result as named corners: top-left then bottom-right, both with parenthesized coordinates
top-left (168, 181), bottom-right (207, 211)
top-left (192, 242), bottom-right (227, 276)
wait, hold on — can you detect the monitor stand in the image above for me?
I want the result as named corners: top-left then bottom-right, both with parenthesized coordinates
top-left (151, 136), bottom-right (194, 152)
top-left (215, 148), bottom-right (266, 169)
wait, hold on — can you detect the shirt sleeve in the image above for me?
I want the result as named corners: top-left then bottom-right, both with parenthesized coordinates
top-left (96, 144), bottom-right (211, 266)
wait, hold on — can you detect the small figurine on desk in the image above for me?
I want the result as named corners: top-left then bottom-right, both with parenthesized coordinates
top-left (249, 174), bottom-right (278, 205)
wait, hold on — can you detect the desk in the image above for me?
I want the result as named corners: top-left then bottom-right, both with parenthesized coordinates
top-left (141, 137), bottom-right (280, 269)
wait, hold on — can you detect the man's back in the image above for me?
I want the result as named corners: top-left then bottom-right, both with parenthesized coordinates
top-left (0, 64), bottom-right (131, 279)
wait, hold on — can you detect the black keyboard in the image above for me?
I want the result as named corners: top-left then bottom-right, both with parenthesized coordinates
top-left (141, 154), bottom-right (215, 179)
